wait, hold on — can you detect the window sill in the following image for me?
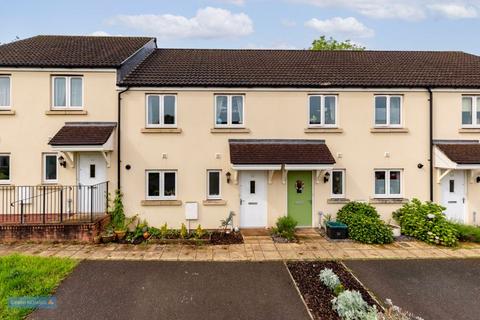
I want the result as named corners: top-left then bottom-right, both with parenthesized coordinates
top-left (370, 128), bottom-right (409, 133)
top-left (305, 128), bottom-right (343, 134)
top-left (141, 200), bottom-right (182, 206)
top-left (0, 110), bottom-right (15, 115)
top-left (327, 198), bottom-right (350, 204)
top-left (141, 128), bottom-right (182, 134)
top-left (459, 128), bottom-right (480, 133)
top-left (210, 128), bottom-right (251, 134)
top-left (203, 199), bottom-right (227, 206)
top-left (369, 198), bottom-right (408, 204)
top-left (45, 110), bottom-right (88, 115)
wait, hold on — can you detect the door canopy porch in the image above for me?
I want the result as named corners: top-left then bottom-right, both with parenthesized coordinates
top-left (434, 141), bottom-right (480, 183)
top-left (48, 122), bottom-right (117, 168)
top-left (229, 139), bottom-right (335, 184)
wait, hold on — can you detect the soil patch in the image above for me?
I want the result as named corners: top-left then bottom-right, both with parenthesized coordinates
top-left (210, 232), bottom-right (244, 245)
top-left (287, 261), bottom-right (380, 320)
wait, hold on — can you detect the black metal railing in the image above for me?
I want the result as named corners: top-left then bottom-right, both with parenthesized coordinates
top-left (0, 181), bottom-right (109, 224)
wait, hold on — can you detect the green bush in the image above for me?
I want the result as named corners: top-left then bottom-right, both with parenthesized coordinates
top-left (453, 223), bottom-right (480, 243)
top-left (347, 214), bottom-right (394, 244)
top-left (393, 199), bottom-right (458, 247)
top-left (272, 216), bottom-right (298, 240)
top-left (336, 201), bottom-right (393, 244)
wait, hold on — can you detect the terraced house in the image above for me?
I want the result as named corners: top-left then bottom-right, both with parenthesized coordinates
top-left (1, 35), bottom-right (480, 235)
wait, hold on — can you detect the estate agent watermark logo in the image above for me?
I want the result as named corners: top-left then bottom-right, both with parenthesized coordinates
top-left (8, 297), bottom-right (57, 309)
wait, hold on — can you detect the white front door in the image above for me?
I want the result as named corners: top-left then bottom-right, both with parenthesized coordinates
top-left (441, 170), bottom-right (466, 223)
top-left (78, 153), bottom-right (107, 213)
top-left (239, 171), bottom-right (267, 228)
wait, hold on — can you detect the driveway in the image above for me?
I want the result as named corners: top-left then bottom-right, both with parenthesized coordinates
top-left (30, 261), bottom-right (311, 320)
top-left (345, 259), bottom-right (480, 320)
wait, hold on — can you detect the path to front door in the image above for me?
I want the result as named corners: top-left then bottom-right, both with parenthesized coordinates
top-left (287, 171), bottom-right (312, 227)
top-left (240, 171), bottom-right (267, 228)
top-left (441, 170), bottom-right (466, 223)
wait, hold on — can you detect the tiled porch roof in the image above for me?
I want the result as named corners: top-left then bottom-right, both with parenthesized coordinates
top-left (436, 142), bottom-right (480, 164)
top-left (229, 139), bottom-right (335, 165)
top-left (49, 122), bottom-right (117, 146)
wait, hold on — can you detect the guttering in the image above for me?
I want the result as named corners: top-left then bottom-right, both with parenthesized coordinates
top-left (117, 87), bottom-right (129, 190)
top-left (427, 87), bottom-right (434, 201)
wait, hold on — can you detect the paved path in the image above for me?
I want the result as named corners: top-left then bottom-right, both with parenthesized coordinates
top-left (345, 259), bottom-right (480, 320)
top-left (2, 229), bottom-right (480, 261)
top-left (29, 261), bottom-right (311, 320)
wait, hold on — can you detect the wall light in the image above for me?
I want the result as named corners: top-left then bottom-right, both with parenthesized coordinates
top-left (226, 172), bottom-right (232, 184)
top-left (58, 156), bottom-right (67, 168)
top-left (323, 172), bottom-right (330, 183)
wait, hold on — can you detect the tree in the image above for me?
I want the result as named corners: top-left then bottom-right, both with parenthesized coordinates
top-left (310, 36), bottom-right (365, 51)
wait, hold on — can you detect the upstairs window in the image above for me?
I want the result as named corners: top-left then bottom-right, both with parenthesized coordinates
top-left (146, 95), bottom-right (177, 127)
top-left (462, 96), bottom-right (480, 127)
top-left (374, 169), bottom-right (402, 198)
top-left (0, 154), bottom-right (10, 183)
top-left (309, 95), bottom-right (337, 127)
top-left (52, 76), bottom-right (83, 108)
top-left (375, 95), bottom-right (402, 127)
top-left (215, 95), bottom-right (244, 127)
top-left (0, 76), bottom-right (11, 109)
top-left (146, 170), bottom-right (177, 200)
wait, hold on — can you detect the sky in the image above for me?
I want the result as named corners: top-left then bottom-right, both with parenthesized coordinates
top-left (2, 0), bottom-right (480, 54)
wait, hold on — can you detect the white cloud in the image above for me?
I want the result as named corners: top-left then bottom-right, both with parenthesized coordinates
top-left (246, 42), bottom-right (298, 49)
top-left (305, 17), bottom-right (374, 38)
top-left (109, 7), bottom-right (253, 39)
top-left (214, 0), bottom-right (245, 5)
top-left (90, 31), bottom-right (111, 36)
top-left (429, 4), bottom-right (478, 19)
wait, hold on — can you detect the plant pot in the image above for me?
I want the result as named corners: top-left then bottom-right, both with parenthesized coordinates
top-left (114, 230), bottom-right (126, 240)
top-left (389, 225), bottom-right (401, 237)
top-left (101, 235), bottom-right (115, 243)
top-left (326, 221), bottom-right (348, 239)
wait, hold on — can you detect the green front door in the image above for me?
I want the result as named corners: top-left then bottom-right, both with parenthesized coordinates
top-left (287, 171), bottom-right (312, 227)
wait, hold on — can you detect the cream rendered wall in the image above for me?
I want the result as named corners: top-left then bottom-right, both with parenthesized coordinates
top-left (433, 91), bottom-right (480, 225)
top-left (0, 69), bottom-right (118, 187)
top-left (121, 89), bottom-right (431, 229)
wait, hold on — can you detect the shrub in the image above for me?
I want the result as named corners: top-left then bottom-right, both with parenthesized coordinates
top-left (159, 223), bottom-right (169, 239)
top-left (180, 223), bottom-right (188, 239)
top-left (332, 290), bottom-right (378, 320)
top-left (272, 216), bottom-right (298, 240)
top-left (337, 202), bottom-right (393, 244)
top-left (109, 190), bottom-right (126, 231)
top-left (194, 225), bottom-right (207, 239)
top-left (453, 223), bottom-right (480, 243)
top-left (319, 268), bottom-right (341, 291)
top-left (393, 199), bottom-right (458, 246)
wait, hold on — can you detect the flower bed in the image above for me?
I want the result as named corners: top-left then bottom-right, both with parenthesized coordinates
top-left (287, 261), bottom-right (380, 320)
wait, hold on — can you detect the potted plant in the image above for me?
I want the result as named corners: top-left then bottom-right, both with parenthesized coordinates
top-left (101, 227), bottom-right (116, 243)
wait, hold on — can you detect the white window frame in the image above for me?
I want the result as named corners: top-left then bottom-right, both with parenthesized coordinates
top-left (308, 95), bottom-right (338, 128)
top-left (145, 94), bottom-right (177, 128)
top-left (214, 94), bottom-right (245, 128)
top-left (374, 95), bottom-right (403, 128)
top-left (461, 96), bottom-right (480, 128)
top-left (0, 75), bottom-right (11, 110)
top-left (51, 76), bottom-right (84, 109)
top-left (374, 169), bottom-right (403, 198)
top-left (42, 153), bottom-right (58, 184)
top-left (146, 170), bottom-right (177, 200)
top-left (330, 169), bottom-right (345, 198)
top-left (0, 154), bottom-right (11, 184)
top-left (207, 170), bottom-right (222, 200)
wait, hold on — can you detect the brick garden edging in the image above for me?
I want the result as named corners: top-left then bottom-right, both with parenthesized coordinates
top-left (0, 215), bottom-right (110, 243)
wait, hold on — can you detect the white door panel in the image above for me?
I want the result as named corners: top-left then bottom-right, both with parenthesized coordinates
top-left (78, 153), bottom-right (107, 213)
top-left (441, 170), bottom-right (465, 223)
top-left (239, 171), bottom-right (267, 228)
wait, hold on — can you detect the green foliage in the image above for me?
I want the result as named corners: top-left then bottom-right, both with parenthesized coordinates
top-left (194, 225), bottom-right (207, 239)
top-left (334, 284), bottom-right (346, 296)
top-left (160, 223), bottom-right (169, 239)
top-left (0, 254), bottom-right (77, 320)
top-left (272, 216), bottom-right (298, 240)
top-left (109, 190), bottom-right (126, 231)
top-left (337, 202), bottom-right (393, 244)
top-left (453, 223), bottom-right (480, 243)
top-left (148, 226), bottom-right (161, 238)
top-left (393, 199), bottom-right (458, 247)
top-left (319, 268), bottom-right (341, 291)
top-left (180, 223), bottom-right (188, 239)
top-left (332, 290), bottom-right (378, 320)
top-left (310, 36), bottom-right (365, 51)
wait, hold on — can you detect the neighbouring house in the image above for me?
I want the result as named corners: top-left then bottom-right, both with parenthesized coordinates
top-left (0, 36), bottom-right (480, 235)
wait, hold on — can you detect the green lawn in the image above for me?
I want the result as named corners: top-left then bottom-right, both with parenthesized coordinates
top-left (0, 254), bottom-right (77, 320)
